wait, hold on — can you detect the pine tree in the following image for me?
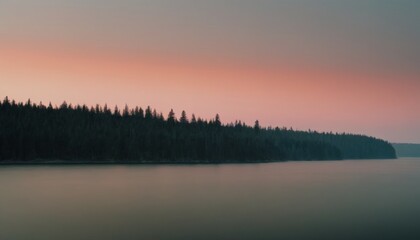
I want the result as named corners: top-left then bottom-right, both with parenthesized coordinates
top-left (123, 104), bottom-right (130, 117)
top-left (191, 114), bottom-right (197, 124)
top-left (145, 106), bottom-right (152, 119)
top-left (168, 109), bottom-right (176, 124)
top-left (254, 120), bottom-right (260, 132)
top-left (114, 105), bottom-right (121, 116)
top-left (214, 114), bottom-right (221, 126)
top-left (180, 110), bottom-right (188, 124)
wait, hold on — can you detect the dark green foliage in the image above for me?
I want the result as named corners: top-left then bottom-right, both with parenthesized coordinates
top-left (0, 97), bottom-right (396, 162)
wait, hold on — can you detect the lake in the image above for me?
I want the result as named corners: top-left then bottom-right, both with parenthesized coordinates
top-left (1, 159), bottom-right (420, 240)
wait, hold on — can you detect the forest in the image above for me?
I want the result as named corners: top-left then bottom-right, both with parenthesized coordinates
top-left (0, 97), bottom-right (396, 162)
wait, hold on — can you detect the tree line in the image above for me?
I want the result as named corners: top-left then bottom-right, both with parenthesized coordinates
top-left (0, 97), bottom-right (396, 162)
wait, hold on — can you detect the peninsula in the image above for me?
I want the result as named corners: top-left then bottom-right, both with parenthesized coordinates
top-left (0, 97), bottom-right (396, 163)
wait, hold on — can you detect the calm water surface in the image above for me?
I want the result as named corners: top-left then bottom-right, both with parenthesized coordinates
top-left (1, 159), bottom-right (420, 240)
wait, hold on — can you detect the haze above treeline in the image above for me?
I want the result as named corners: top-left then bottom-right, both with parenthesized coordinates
top-left (0, 97), bottom-right (396, 163)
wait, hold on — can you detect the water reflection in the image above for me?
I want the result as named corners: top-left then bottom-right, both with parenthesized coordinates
top-left (1, 159), bottom-right (420, 240)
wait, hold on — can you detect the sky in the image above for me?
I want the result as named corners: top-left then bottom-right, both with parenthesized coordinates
top-left (0, 0), bottom-right (419, 143)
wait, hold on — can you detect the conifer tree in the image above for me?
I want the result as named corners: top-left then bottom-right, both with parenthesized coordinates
top-left (180, 110), bottom-right (188, 124)
top-left (168, 109), bottom-right (176, 124)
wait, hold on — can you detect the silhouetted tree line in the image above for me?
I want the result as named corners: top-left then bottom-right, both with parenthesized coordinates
top-left (0, 97), bottom-right (396, 162)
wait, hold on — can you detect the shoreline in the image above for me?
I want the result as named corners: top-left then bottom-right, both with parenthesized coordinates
top-left (0, 159), bottom-right (287, 165)
top-left (0, 158), bottom-right (398, 165)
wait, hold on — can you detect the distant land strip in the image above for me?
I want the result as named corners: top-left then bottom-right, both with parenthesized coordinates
top-left (393, 143), bottom-right (420, 158)
top-left (0, 97), bottom-right (396, 163)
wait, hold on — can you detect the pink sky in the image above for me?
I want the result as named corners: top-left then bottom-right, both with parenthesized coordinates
top-left (1, 0), bottom-right (419, 143)
top-left (1, 43), bottom-right (419, 143)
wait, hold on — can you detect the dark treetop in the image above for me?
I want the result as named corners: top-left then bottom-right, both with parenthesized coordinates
top-left (0, 97), bottom-right (396, 163)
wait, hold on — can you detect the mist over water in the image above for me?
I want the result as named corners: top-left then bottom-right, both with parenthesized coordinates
top-left (1, 159), bottom-right (420, 240)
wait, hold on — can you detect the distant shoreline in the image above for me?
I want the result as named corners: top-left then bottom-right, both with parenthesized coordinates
top-left (0, 159), bottom-right (301, 165)
top-left (0, 158), bottom-right (398, 165)
top-left (392, 143), bottom-right (420, 158)
top-left (0, 97), bottom-right (397, 162)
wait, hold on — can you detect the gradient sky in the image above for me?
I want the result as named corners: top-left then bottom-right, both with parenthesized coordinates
top-left (1, 0), bottom-right (419, 143)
